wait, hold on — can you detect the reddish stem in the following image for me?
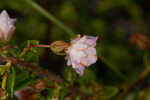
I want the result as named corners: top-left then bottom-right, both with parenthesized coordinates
top-left (31, 44), bottom-right (50, 48)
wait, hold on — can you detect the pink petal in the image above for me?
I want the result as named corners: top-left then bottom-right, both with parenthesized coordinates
top-left (65, 56), bottom-right (72, 66)
top-left (69, 48), bottom-right (86, 63)
top-left (71, 35), bottom-right (81, 44)
top-left (87, 55), bottom-right (97, 65)
top-left (72, 61), bottom-right (85, 76)
top-left (85, 47), bottom-right (96, 56)
top-left (84, 35), bottom-right (98, 46)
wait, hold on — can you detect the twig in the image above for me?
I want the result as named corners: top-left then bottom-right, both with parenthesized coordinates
top-left (0, 56), bottom-right (91, 99)
top-left (0, 56), bottom-right (63, 83)
top-left (18, 44), bottom-right (50, 58)
top-left (114, 65), bottom-right (150, 100)
top-left (31, 44), bottom-right (50, 48)
top-left (1, 61), bottom-right (11, 89)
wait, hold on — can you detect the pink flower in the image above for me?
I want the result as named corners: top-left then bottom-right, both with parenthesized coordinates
top-left (0, 10), bottom-right (16, 41)
top-left (65, 35), bottom-right (98, 76)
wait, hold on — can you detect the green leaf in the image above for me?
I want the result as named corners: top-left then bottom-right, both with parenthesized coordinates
top-left (27, 40), bottom-right (39, 53)
top-left (63, 67), bottom-right (77, 83)
top-left (15, 78), bottom-right (33, 90)
top-left (0, 65), bottom-right (9, 75)
top-left (19, 40), bottom-right (40, 65)
top-left (82, 68), bottom-right (97, 81)
top-left (15, 66), bottom-right (34, 90)
top-left (59, 84), bottom-right (68, 100)
top-left (6, 67), bottom-right (16, 97)
top-left (100, 86), bottom-right (118, 99)
top-left (46, 88), bottom-right (57, 99)
top-left (8, 46), bottom-right (21, 57)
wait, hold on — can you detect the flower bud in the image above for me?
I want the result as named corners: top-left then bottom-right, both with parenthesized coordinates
top-left (0, 10), bottom-right (16, 41)
top-left (50, 41), bottom-right (69, 55)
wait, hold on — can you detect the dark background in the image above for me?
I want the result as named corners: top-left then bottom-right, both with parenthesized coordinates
top-left (1, 0), bottom-right (150, 99)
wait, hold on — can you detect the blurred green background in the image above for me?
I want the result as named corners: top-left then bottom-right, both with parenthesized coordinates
top-left (1, 0), bottom-right (150, 100)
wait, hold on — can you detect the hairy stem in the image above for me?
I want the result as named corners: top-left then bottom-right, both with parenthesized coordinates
top-left (0, 56), bottom-right (63, 83)
top-left (24, 0), bottom-right (75, 37)
top-left (18, 44), bottom-right (50, 58)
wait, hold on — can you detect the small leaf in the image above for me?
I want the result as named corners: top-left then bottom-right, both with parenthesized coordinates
top-left (14, 67), bottom-right (33, 90)
top-left (59, 84), bottom-right (68, 100)
top-left (100, 86), bottom-right (118, 99)
top-left (6, 67), bottom-right (16, 97)
top-left (27, 40), bottom-right (39, 53)
top-left (0, 65), bottom-right (9, 75)
top-left (63, 67), bottom-right (77, 83)
top-left (46, 88), bottom-right (57, 99)
top-left (20, 40), bottom-right (40, 65)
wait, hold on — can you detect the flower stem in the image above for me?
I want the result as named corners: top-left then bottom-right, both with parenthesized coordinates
top-left (135, 51), bottom-right (150, 84)
top-left (18, 44), bottom-right (50, 58)
top-left (31, 44), bottom-right (50, 48)
top-left (24, 0), bottom-right (75, 37)
top-left (1, 73), bottom-right (8, 89)
top-left (1, 61), bottom-right (11, 89)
